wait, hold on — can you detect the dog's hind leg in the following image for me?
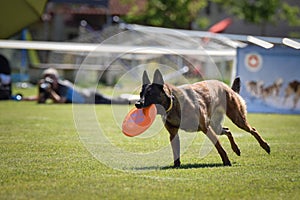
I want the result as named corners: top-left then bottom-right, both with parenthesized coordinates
top-left (229, 115), bottom-right (270, 154)
top-left (222, 127), bottom-right (241, 156)
top-left (210, 109), bottom-right (240, 156)
top-left (226, 96), bottom-right (270, 154)
top-left (206, 126), bottom-right (231, 166)
top-left (248, 127), bottom-right (270, 154)
top-left (165, 123), bottom-right (181, 168)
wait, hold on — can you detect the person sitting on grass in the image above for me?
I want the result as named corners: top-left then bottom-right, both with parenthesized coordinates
top-left (26, 68), bottom-right (135, 104)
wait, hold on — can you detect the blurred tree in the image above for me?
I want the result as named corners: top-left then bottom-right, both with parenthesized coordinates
top-left (213, 0), bottom-right (300, 35)
top-left (122, 0), bottom-right (207, 29)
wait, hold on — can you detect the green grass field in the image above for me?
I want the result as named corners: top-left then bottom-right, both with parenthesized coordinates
top-left (1, 96), bottom-right (299, 199)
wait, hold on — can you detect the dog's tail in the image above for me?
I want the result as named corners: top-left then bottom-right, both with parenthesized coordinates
top-left (231, 77), bottom-right (241, 94)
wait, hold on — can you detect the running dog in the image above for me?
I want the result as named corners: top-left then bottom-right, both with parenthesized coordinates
top-left (261, 78), bottom-right (283, 100)
top-left (246, 80), bottom-right (264, 97)
top-left (135, 69), bottom-right (270, 167)
top-left (283, 80), bottom-right (300, 109)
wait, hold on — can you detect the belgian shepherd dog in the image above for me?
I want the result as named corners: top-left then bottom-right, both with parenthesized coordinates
top-left (135, 69), bottom-right (270, 167)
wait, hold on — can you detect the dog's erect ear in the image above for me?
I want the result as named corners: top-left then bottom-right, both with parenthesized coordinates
top-left (142, 71), bottom-right (151, 85)
top-left (153, 69), bottom-right (164, 86)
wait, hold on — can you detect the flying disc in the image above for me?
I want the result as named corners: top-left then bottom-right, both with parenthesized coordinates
top-left (122, 104), bottom-right (157, 137)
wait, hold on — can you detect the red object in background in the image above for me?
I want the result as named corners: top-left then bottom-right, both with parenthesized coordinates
top-left (208, 18), bottom-right (232, 33)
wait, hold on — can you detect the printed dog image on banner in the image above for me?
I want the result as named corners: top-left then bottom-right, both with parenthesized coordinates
top-left (236, 45), bottom-right (300, 114)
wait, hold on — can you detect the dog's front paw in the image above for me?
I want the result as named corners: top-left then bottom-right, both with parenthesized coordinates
top-left (223, 161), bottom-right (232, 167)
top-left (173, 159), bottom-right (181, 168)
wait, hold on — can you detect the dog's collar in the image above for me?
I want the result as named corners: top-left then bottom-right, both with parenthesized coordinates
top-left (165, 95), bottom-right (173, 113)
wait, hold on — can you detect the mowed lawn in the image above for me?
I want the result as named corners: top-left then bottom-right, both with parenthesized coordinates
top-left (0, 100), bottom-right (299, 199)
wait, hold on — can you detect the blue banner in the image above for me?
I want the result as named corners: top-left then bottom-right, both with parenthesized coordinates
top-left (236, 45), bottom-right (300, 114)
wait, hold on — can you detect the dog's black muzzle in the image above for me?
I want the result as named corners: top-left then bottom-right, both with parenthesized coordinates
top-left (135, 100), bottom-right (144, 109)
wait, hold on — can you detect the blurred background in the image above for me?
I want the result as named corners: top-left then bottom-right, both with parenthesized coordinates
top-left (0, 0), bottom-right (299, 100)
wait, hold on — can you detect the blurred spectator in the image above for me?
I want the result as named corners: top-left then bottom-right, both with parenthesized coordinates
top-left (0, 54), bottom-right (12, 100)
top-left (25, 68), bottom-right (134, 104)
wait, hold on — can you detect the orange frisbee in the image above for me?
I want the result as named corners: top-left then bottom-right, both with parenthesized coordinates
top-left (122, 104), bottom-right (157, 137)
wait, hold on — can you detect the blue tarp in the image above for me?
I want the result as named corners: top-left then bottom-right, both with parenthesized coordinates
top-left (236, 45), bottom-right (300, 114)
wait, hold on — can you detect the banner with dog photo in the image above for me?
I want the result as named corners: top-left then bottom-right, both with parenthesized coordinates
top-left (236, 45), bottom-right (300, 114)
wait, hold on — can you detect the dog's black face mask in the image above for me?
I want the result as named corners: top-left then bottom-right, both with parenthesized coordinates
top-left (135, 70), bottom-right (167, 110)
top-left (135, 83), bottom-right (164, 109)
